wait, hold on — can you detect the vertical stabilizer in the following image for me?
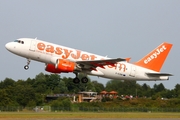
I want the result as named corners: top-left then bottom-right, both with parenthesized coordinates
top-left (135, 42), bottom-right (172, 72)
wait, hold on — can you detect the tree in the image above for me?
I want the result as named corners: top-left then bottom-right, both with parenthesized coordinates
top-left (54, 80), bottom-right (68, 93)
top-left (33, 73), bottom-right (47, 93)
top-left (122, 81), bottom-right (137, 95)
top-left (106, 80), bottom-right (123, 92)
top-left (46, 74), bottom-right (61, 94)
top-left (140, 83), bottom-right (152, 97)
top-left (62, 77), bottom-right (79, 93)
top-left (174, 84), bottom-right (180, 98)
top-left (0, 78), bottom-right (15, 88)
top-left (0, 89), bottom-right (18, 106)
top-left (15, 85), bottom-right (35, 107)
top-left (91, 81), bottom-right (104, 93)
top-left (142, 83), bottom-right (149, 91)
top-left (155, 83), bottom-right (166, 92)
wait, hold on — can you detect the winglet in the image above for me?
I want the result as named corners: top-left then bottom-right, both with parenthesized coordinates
top-left (134, 42), bottom-right (173, 72)
top-left (126, 58), bottom-right (131, 62)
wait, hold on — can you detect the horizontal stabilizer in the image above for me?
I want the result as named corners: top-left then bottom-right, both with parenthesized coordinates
top-left (146, 73), bottom-right (173, 77)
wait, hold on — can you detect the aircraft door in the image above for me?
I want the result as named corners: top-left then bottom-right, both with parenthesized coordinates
top-left (29, 40), bottom-right (36, 52)
top-left (28, 39), bottom-right (42, 61)
top-left (130, 65), bottom-right (136, 77)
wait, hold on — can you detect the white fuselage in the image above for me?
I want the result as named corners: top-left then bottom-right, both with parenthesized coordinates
top-left (5, 38), bottom-right (169, 81)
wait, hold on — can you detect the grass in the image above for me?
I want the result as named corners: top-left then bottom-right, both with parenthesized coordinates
top-left (0, 112), bottom-right (180, 119)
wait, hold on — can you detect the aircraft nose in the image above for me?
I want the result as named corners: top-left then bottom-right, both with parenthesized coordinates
top-left (5, 43), bottom-right (10, 49)
top-left (5, 42), bottom-right (14, 51)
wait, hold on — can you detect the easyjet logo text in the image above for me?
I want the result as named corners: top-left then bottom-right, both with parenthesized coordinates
top-left (37, 42), bottom-right (97, 60)
top-left (108, 63), bottom-right (126, 72)
top-left (144, 45), bottom-right (166, 64)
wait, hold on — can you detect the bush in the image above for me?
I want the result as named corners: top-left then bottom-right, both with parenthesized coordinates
top-left (50, 98), bottom-right (72, 111)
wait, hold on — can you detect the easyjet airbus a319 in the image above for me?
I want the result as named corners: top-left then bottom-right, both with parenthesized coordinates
top-left (5, 38), bottom-right (173, 83)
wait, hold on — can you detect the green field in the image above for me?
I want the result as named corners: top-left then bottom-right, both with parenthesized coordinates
top-left (0, 112), bottom-right (180, 119)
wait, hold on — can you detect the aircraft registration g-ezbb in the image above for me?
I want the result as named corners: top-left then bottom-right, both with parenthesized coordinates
top-left (5, 38), bottom-right (173, 83)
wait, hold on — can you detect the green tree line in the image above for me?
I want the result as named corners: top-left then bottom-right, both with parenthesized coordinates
top-left (0, 72), bottom-right (180, 108)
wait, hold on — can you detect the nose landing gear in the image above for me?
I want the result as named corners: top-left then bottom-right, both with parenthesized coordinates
top-left (24, 59), bottom-right (31, 70)
top-left (24, 65), bottom-right (29, 70)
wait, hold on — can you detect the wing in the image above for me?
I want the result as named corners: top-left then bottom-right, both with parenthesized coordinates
top-left (146, 73), bottom-right (173, 77)
top-left (76, 58), bottom-right (126, 71)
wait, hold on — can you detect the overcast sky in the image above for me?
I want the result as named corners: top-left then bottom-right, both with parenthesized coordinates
top-left (1, 0), bottom-right (180, 89)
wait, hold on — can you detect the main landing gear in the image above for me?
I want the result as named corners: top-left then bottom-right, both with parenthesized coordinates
top-left (24, 59), bottom-right (31, 70)
top-left (73, 72), bottom-right (89, 84)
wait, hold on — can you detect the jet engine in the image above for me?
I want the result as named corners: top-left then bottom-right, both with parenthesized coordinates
top-left (45, 59), bottom-right (77, 73)
top-left (55, 59), bottom-right (76, 72)
top-left (45, 63), bottom-right (61, 73)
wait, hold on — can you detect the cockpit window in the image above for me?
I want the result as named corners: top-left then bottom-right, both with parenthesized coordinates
top-left (14, 40), bottom-right (24, 44)
top-left (14, 40), bottom-right (19, 42)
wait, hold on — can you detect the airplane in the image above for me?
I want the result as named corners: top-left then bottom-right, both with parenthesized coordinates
top-left (5, 38), bottom-right (173, 83)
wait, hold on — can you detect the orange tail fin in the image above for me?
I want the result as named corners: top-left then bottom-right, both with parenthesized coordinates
top-left (134, 42), bottom-right (173, 72)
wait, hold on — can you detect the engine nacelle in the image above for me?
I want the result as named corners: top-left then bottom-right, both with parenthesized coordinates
top-left (45, 64), bottom-right (62, 73)
top-left (55, 59), bottom-right (76, 72)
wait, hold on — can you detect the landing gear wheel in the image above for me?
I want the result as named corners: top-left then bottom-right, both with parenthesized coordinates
top-left (24, 59), bottom-right (31, 70)
top-left (24, 65), bottom-right (29, 70)
top-left (81, 77), bottom-right (88, 83)
top-left (73, 77), bottom-right (80, 84)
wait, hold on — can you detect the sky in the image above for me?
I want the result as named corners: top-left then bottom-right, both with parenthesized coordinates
top-left (0, 0), bottom-right (180, 89)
